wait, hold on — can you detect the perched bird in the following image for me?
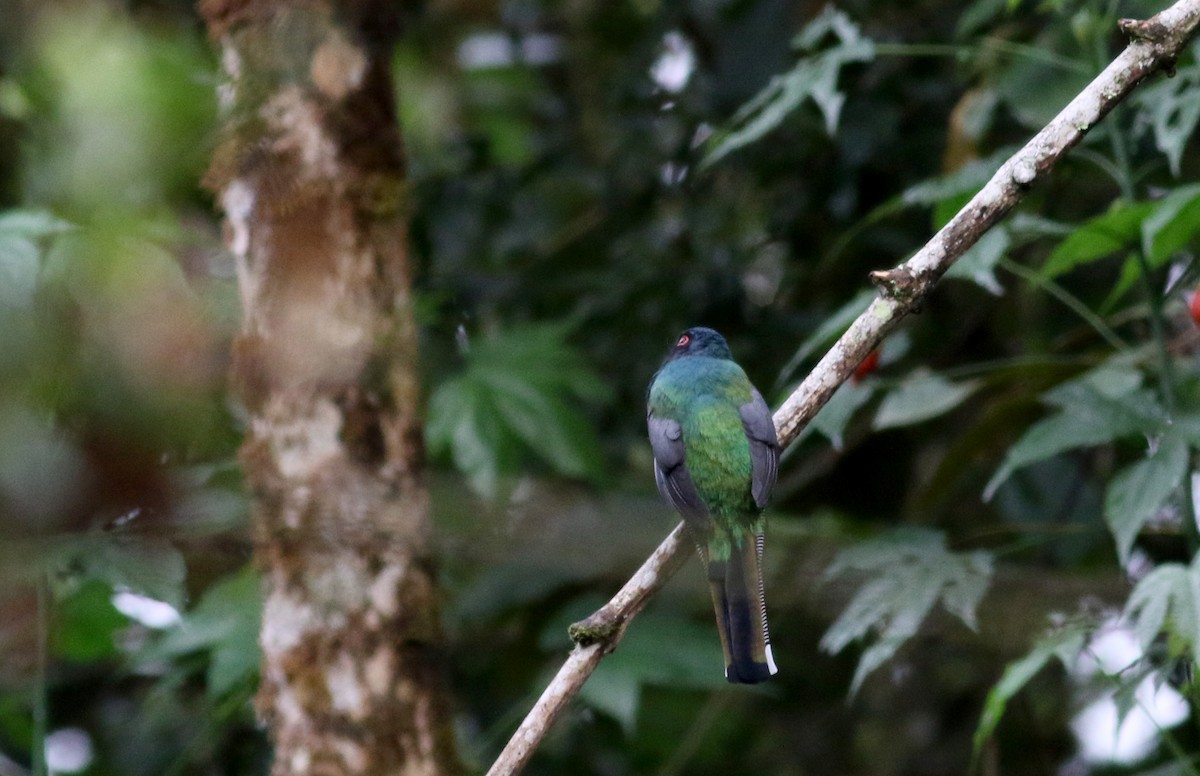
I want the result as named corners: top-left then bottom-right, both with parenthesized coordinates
top-left (647, 327), bottom-right (779, 683)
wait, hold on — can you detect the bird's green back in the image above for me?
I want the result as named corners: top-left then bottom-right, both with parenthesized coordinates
top-left (648, 355), bottom-right (762, 553)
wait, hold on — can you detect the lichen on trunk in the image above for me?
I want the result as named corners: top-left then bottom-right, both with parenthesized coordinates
top-left (198, 2), bottom-right (461, 774)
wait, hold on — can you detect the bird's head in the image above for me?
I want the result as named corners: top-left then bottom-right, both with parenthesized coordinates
top-left (665, 327), bottom-right (734, 361)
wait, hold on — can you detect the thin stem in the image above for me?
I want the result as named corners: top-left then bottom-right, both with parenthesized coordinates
top-left (871, 40), bottom-right (1090, 73)
top-left (1086, 643), bottom-right (1200, 776)
top-left (997, 257), bottom-right (1129, 351)
top-left (1072, 147), bottom-right (1129, 191)
top-left (32, 575), bottom-right (48, 776)
top-left (1099, 37), bottom-right (1199, 549)
top-left (656, 692), bottom-right (739, 776)
top-left (936, 352), bottom-right (1103, 381)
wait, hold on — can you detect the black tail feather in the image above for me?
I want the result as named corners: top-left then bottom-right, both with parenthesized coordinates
top-left (706, 534), bottom-right (777, 684)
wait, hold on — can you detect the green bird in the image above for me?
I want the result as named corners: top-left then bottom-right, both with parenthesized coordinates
top-left (647, 327), bottom-right (779, 683)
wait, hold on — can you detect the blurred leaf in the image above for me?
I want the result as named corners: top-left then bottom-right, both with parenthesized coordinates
top-left (141, 566), bottom-right (261, 698)
top-left (0, 208), bottom-right (75, 238)
top-left (0, 234), bottom-right (39, 310)
top-left (775, 290), bottom-right (875, 387)
top-left (426, 324), bottom-right (609, 498)
top-left (820, 528), bottom-right (993, 695)
top-left (901, 149), bottom-right (1008, 206)
top-left (971, 621), bottom-right (1088, 763)
top-left (581, 609), bottom-right (728, 729)
top-left (984, 364), bottom-right (1164, 499)
top-left (1040, 201), bottom-right (1154, 279)
top-left (944, 226), bottom-right (1007, 295)
top-left (1124, 554), bottom-right (1200, 666)
top-left (72, 536), bottom-right (188, 610)
top-left (873, 371), bottom-right (979, 430)
top-left (454, 561), bottom-right (583, 629)
top-left (703, 7), bottom-right (874, 167)
top-left (1141, 183), bottom-right (1200, 265)
top-left (1104, 433), bottom-right (1189, 566)
top-left (957, 0), bottom-right (1009, 37)
top-left (994, 33), bottom-right (1092, 129)
top-left (52, 580), bottom-right (126, 662)
top-left (810, 379), bottom-right (875, 450)
top-left (1134, 41), bottom-right (1200, 177)
top-left (580, 668), bottom-right (641, 732)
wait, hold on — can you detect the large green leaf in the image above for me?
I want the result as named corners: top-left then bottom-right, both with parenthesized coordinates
top-left (426, 324), bottom-right (608, 498)
top-left (1104, 433), bottom-right (1189, 566)
top-left (820, 528), bottom-right (993, 695)
top-left (984, 364), bottom-right (1164, 499)
top-left (1040, 201), bottom-right (1155, 280)
top-left (702, 7), bottom-right (874, 167)
top-left (1141, 183), bottom-right (1200, 265)
top-left (140, 566), bottom-right (261, 698)
top-left (873, 371), bottom-right (979, 430)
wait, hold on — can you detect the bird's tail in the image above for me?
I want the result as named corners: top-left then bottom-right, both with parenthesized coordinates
top-left (706, 532), bottom-right (777, 684)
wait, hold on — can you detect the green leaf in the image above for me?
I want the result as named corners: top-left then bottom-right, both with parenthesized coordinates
top-left (1099, 253), bottom-right (1143, 312)
top-left (820, 528), bottom-right (993, 695)
top-left (52, 580), bottom-right (128, 662)
top-left (972, 621), bottom-right (1088, 763)
top-left (1124, 555), bottom-right (1200, 666)
top-left (873, 371), bottom-right (979, 430)
top-left (1134, 42), bottom-right (1200, 176)
top-left (1141, 183), bottom-right (1200, 265)
top-left (142, 566), bottom-right (261, 698)
top-left (579, 609), bottom-right (728, 730)
top-left (1104, 433), bottom-right (1189, 566)
top-left (0, 208), bottom-right (75, 239)
top-left (0, 234), bottom-right (39, 309)
top-left (1041, 201), bottom-right (1155, 280)
top-left (901, 149), bottom-right (1009, 207)
top-left (944, 226), bottom-right (1008, 295)
top-left (994, 34), bottom-right (1092, 129)
top-left (702, 7), bottom-right (874, 167)
top-left (73, 536), bottom-right (188, 610)
top-left (810, 379), bottom-right (875, 451)
top-left (426, 324), bottom-right (609, 498)
top-left (984, 365), bottom-right (1164, 499)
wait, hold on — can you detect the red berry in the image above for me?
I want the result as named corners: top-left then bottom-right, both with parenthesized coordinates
top-left (1190, 289), bottom-right (1200, 326)
top-left (852, 349), bottom-right (881, 383)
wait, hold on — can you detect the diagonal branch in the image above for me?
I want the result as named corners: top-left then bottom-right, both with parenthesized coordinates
top-left (485, 2), bottom-right (1200, 774)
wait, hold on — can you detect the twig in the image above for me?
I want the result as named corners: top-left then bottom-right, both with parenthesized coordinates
top-left (485, 2), bottom-right (1200, 774)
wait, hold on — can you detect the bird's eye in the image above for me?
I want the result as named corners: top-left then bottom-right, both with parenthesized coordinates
top-left (676, 334), bottom-right (690, 347)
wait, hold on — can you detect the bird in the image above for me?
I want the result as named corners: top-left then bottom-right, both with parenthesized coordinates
top-left (646, 326), bottom-right (779, 683)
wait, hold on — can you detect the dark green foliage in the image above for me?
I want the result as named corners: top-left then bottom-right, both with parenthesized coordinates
top-left (426, 323), bottom-right (610, 498)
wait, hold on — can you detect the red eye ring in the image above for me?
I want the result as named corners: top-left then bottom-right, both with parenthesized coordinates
top-left (676, 334), bottom-right (690, 347)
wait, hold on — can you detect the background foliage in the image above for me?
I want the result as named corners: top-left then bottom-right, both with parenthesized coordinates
top-left (2, 0), bottom-right (1200, 774)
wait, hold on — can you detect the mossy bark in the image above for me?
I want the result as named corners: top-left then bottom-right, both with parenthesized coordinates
top-left (198, 2), bottom-right (462, 774)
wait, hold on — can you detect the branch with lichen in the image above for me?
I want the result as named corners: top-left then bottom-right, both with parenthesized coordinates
top-left (485, 2), bottom-right (1200, 774)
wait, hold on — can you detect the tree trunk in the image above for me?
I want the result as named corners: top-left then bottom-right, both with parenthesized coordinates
top-left (198, 2), bottom-right (461, 774)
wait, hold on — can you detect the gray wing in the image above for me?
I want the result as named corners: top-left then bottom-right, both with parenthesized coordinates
top-left (647, 411), bottom-right (709, 526)
top-left (740, 387), bottom-right (779, 509)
